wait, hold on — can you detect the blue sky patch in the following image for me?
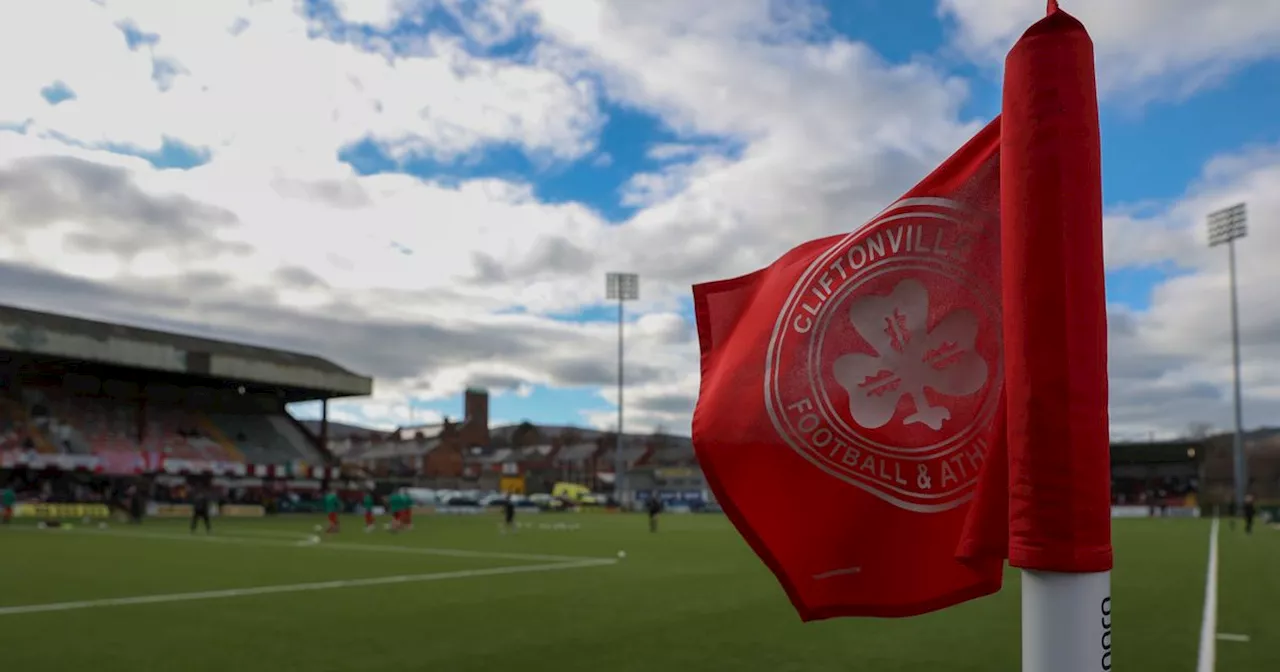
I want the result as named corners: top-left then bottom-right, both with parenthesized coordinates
top-left (106, 136), bottom-right (211, 170)
top-left (340, 102), bottom-right (732, 223)
top-left (823, 0), bottom-right (949, 64)
top-left (117, 20), bottom-right (160, 50)
top-left (1105, 265), bottom-right (1191, 312)
top-left (40, 82), bottom-right (76, 106)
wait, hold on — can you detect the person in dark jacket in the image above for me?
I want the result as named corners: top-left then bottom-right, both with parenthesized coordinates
top-left (647, 494), bottom-right (662, 533)
top-left (128, 485), bottom-right (145, 524)
top-left (1243, 494), bottom-right (1257, 535)
top-left (190, 486), bottom-right (212, 534)
top-left (501, 495), bottom-right (516, 533)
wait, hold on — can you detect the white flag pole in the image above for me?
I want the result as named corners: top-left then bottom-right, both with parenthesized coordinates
top-left (1022, 570), bottom-right (1112, 672)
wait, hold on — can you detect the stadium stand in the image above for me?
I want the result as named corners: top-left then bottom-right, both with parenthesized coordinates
top-left (0, 303), bottom-right (372, 476)
top-left (0, 396), bottom-right (45, 453)
top-left (1110, 440), bottom-right (1202, 508)
top-left (1109, 432), bottom-right (1280, 512)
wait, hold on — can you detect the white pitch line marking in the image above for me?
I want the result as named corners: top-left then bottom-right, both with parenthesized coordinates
top-left (1196, 518), bottom-right (1221, 672)
top-left (296, 539), bottom-right (601, 564)
top-left (0, 559), bottom-right (615, 617)
top-left (296, 535), bottom-right (321, 547)
top-left (7, 526), bottom-right (611, 564)
top-left (1216, 633), bottom-right (1250, 643)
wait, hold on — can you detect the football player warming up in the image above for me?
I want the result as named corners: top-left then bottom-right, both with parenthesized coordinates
top-left (322, 488), bottom-right (341, 534)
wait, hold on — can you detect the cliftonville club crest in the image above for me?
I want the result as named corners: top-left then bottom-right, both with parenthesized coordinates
top-left (763, 197), bottom-right (1002, 513)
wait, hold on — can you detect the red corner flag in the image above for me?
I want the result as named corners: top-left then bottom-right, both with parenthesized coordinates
top-left (692, 118), bottom-right (1005, 619)
top-left (1002, 4), bottom-right (1112, 578)
top-left (690, 2), bottom-right (1110, 624)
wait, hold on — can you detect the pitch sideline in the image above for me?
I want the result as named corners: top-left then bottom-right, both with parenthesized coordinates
top-left (1195, 517), bottom-right (1221, 672)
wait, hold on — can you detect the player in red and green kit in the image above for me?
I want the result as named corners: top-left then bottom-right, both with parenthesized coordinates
top-left (401, 491), bottom-right (414, 531)
top-left (1, 483), bottom-right (15, 524)
top-left (323, 489), bottom-right (341, 534)
top-left (362, 491), bottom-right (376, 533)
top-left (388, 491), bottom-right (405, 532)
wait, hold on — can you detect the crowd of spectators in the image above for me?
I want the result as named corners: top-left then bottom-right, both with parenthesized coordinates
top-left (1111, 475), bottom-right (1198, 506)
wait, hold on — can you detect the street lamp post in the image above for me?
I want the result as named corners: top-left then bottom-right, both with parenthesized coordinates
top-left (606, 272), bottom-right (639, 509)
top-left (1208, 202), bottom-right (1248, 512)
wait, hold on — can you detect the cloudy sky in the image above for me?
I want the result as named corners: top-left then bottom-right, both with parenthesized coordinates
top-left (0, 0), bottom-right (1278, 439)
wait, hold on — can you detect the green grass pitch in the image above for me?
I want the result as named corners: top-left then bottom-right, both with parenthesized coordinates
top-left (0, 514), bottom-right (1273, 671)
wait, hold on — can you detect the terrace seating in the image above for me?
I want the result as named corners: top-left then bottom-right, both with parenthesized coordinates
top-left (0, 398), bottom-right (38, 452)
top-left (27, 391), bottom-right (243, 461)
top-left (207, 412), bottom-right (322, 464)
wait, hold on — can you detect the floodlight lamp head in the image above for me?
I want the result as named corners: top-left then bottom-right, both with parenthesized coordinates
top-left (1207, 203), bottom-right (1247, 247)
top-left (605, 272), bottom-right (640, 301)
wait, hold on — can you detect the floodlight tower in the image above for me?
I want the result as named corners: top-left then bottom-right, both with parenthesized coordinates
top-left (606, 272), bottom-right (639, 508)
top-left (1207, 202), bottom-right (1248, 511)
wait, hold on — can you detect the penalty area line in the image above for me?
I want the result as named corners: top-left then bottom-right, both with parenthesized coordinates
top-left (0, 558), bottom-right (615, 617)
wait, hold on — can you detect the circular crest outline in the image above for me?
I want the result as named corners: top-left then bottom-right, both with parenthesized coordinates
top-left (762, 197), bottom-right (1003, 513)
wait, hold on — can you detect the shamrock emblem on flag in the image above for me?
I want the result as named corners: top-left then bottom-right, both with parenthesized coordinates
top-left (832, 278), bottom-right (987, 431)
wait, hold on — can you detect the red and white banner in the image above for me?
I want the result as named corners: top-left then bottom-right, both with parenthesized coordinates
top-left (251, 463), bottom-right (338, 479)
top-left (162, 459), bottom-right (249, 476)
top-left (5, 452), bottom-right (99, 471)
top-left (2, 449), bottom-right (338, 479)
top-left (95, 450), bottom-right (146, 475)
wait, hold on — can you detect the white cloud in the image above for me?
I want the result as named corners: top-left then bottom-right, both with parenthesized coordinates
top-left (332, 0), bottom-right (411, 30)
top-left (938, 0), bottom-right (1280, 101)
top-left (525, 0), bottom-right (981, 285)
top-left (0, 0), bottom-right (602, 168)
top-left (1, 0), bottom-right (1273, 442)
top-left (1104, 143), bottom-right (1280, 438)
top-left (323, 397), bottom-right (443, 430)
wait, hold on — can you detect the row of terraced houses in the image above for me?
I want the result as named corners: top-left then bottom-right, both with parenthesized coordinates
top-left (314, 389), bottom-right (699, 493)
